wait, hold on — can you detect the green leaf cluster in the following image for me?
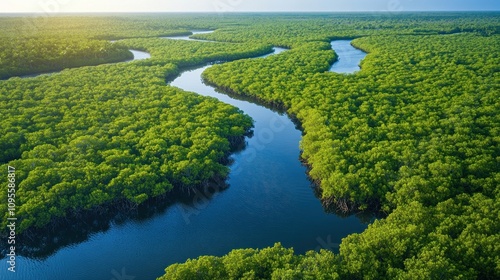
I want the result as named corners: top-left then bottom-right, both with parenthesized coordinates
top-left (160, 243), bottom-right (341, 280)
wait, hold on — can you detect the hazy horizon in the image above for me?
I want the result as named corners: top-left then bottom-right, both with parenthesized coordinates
top-left (1, 0), bottom-right (499, 13)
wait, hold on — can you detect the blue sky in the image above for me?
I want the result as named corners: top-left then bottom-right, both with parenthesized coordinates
top-left (2, 0), bottom-right (499, 13)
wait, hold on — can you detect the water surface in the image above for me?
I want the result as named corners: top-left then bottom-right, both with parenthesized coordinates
top-left (127, 49), bottom-right (151, 60)
top-left (329, 40), bottom-right (367, 73)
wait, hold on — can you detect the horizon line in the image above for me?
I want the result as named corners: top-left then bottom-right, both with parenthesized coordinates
top-left (1, 10), bottom-right (499, 14)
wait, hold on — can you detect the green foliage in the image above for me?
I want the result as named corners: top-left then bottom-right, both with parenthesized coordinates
top-left (0, 38), bottom-right (132, 79)
top-left (159, 243), bottom-right (341, 280)
top-left (192, 12), bottom-right (499, 45)
top-left (341, 193), bottom-right (499, 279)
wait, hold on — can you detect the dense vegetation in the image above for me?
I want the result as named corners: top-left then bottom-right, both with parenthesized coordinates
top-left (0, 19), bottom-right (273, 233)
top-left (204, 33), bottom-right (499, 214)
top-left (160, 243), bottom-right (343, 279)
top-left (0, 14), bottom-right (270, 79)
top-left (0, 38), bottom-right (132, 79)
top-left (0, 12), bottom-right (498, 279)
top-left (0, 63), bottom-right (253, 232)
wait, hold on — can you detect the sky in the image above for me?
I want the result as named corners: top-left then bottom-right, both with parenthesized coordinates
top-left (2, 0), bottom-right (499, 13)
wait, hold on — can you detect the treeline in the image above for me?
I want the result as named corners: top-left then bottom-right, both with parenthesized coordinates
top-left (192, 12), bottom-right (499, 45)
top-left (1, 12), bottom-right (496, 78)
top-left (0, 15), bottom-right (273, 79)
top-left (160, 243), bottom-right (342, 279)
top-left (1, 13), bottom-right (497, 42)
top-left (168, 20), bottom-right (499, 279)
top-left (0, 15), bottom-right (206, 39)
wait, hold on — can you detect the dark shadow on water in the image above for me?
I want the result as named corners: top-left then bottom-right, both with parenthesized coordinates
top-left (308, 181), bottom-right (385, 224)
top-left (0, 182), bottom-right (232, 260)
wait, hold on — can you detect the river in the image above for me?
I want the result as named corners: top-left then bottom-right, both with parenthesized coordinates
top-left (1, 31), bottom-right (368, 280)
top-left (329, 40), bottom-right (366, 73)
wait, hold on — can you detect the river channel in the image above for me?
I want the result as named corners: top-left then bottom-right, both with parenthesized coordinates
top-left (329, 40), bottom-right (366, 73)
top-left (1, 31), bottom-right (368, 280)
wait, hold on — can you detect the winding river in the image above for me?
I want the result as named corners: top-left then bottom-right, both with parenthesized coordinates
top-left (2, 32), bottom-right (368, 280)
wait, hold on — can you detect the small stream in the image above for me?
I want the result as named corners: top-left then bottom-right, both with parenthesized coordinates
top-left (1, 31), bottom-right (368, 280)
